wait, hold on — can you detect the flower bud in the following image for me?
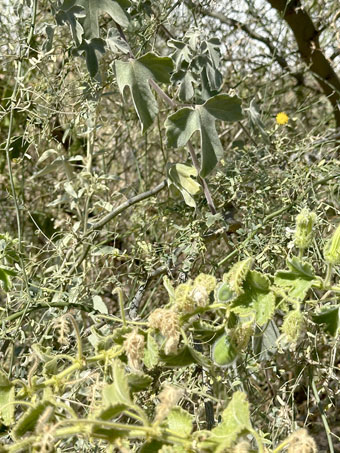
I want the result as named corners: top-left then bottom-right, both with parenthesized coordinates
top-left (294, 208), bottom-right (316, 250)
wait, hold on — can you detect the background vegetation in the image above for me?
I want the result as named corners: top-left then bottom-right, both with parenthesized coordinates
top-left (1, 0), bottom-right (340, 451)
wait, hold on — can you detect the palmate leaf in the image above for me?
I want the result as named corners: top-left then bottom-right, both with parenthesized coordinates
top-left (77, 0), bottom-right (130, 40)
top-left (115, 53), bottom-right (174, 132)
top-left (74, 37), bottom-right (106, 77)
top-left (55, 0), bottom-right (85, 46)
top-left (165, 94), bottom-right (243, 177)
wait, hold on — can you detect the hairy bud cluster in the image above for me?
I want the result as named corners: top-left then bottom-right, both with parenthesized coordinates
top-left (148, 308), bottom-right (180, 355)
top-left (155, 385), bottom-right (183, 423)
top-left (287, 429), bottom-right (317, 453)
top-left (230, 322), bottom-right (254, 352)
top-left (123, 330), bottom-right (145, 371)
top-left (174, 273), bottom-right (217, 313)
top-left (294, 208), bottom-right (317, 250)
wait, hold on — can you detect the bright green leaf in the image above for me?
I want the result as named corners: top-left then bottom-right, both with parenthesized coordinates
top-left (103, 360), bottom-right (132, 406)
top-left (274, 257), bottom-right (316, 301)
top-left (0, 266), bottom-right (16, 292)
top-left (231, 271), bottom-right (275, 326)
top-left (202, 392), bottom-right (251, 450)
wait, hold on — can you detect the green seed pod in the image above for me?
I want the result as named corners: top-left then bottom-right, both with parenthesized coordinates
top-left (224, 257), bottom-right (253, 296)
top-left (324, 224), bottom-right (340, 265)
top-left (294, 208), bottom-right (316, 250)
top-left (212, 333), bottom-right (238, 367)
top-left (281, 310), bottom-right (304, 343)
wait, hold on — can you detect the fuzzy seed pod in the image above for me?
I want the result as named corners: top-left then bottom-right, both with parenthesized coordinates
top-left (224, 258), bottom-right (253, 296)
top-left (174, 282), bottom-right (195, 313)
top-left (123, 330), bottom-right (145, 371)
top-left (281, 310), bottom-right (304, 343)
top-left (155, 385), bottom-right (183, 423)
top-left (191, 284), bottom-right (209, 307)
top-left (294, 208), bottom-right (317, 250)
top-left (287, 429), bottom-right (317, 453)
top-left (148, 308), bottom-right (180, 355)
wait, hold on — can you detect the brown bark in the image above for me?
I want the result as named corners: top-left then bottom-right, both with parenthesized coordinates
top-left (267, 0), bottom-right (340, 128)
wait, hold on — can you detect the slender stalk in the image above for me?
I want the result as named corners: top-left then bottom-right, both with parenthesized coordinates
top-left (113, 287), bottom-right (127, 327)
top-left (65, 314), bottom-right (83, 361)
top-left (310, 376), bottom-right (334, 453)
top-left (324, 263), bottom-right (333, 287)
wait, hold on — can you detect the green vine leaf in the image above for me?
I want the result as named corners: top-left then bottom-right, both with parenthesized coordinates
top-left (231, 270), bottom-right (275, 326)
top-left (115, 53), bottom-right (174, 132)
top-left (159, 345), bottom-right (211, 368)
top-left (74, 37), bottom-right (106, 77)
top-left (165, 94), bottom-right (243, 177)
top-left (165, 407), bottom-right (193, 437)
top-left (77, 0), bottom-right (130, 40)
top-left (274, 257), bottom-right (316, 301)
top-left (201, 391), bottom-right (252, 451)
top-left (103, 360), bottom-right (132, 406)
top-left (143, 332), bottom-right (159, 369)
top-left (0, 266), bottom-right (16, 292)
top-left (127, 372), bottom-right (153, 392)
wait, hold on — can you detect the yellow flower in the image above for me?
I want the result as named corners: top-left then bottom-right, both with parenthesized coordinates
top-left (276, 111), bottom-right (289, 125)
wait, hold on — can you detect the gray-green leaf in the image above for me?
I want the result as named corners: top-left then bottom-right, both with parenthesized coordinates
top-left (165, 94), bottom-right (243, 177)
top-left (115, 53), bottom-right (174, 133)
top-left (77, 0), bottom-right (130, 40)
